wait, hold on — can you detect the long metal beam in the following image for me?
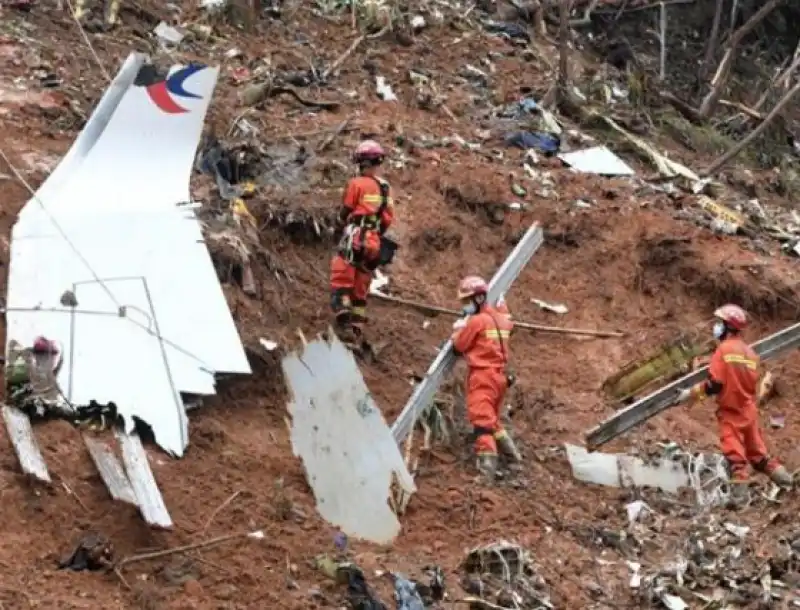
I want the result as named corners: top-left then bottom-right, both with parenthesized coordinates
top-left (585, 321), bottom-right (800, 450)
top-left (390, 223), bottom-right (544, 444)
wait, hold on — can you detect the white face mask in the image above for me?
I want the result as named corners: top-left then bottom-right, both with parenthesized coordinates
top-left (462, 302), bottom-right (477, 316)
top-left (712, 320), bottom-right (726, 340)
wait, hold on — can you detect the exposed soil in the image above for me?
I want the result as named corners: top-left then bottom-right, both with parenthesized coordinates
top-left (2, 3), bottom-right (800, 609)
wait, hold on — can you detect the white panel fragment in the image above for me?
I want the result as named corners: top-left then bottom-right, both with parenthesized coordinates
top-left (116, 430), bottom-right (172, 528)
top-left (70, 280), bottom-right (186, 456)
top-left (1, 405), bottom-right (50, 482)
top-left (83, 433), bottom-right (137, 505)
top-left (565, 444), bottom-right (689, 494)
top-left (558, 146), bottom-right (635, 176)
top-left (283, 335), bottom-right (415, 544)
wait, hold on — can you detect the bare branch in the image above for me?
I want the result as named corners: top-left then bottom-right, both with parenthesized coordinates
top-left (658, 2), bottom-right (667, 81)
top-left (557, 0), bottom-right (571, 103)
top-left (753, 39), bottom-right (800, 111)
top-left (702, 80), bottom-right (800, 177)
top-left (697, 0), bottom-right (788, 119)
top-left (568, 0), bottom-right (600, 27)
top-left (698, 0), bottom-right (724, 82)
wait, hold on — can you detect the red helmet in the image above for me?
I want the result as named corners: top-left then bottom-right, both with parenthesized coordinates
top-left (354, 140), bottom-right (385, 163)
top-left (32, 336), bottom-right (57, 354)
top-left (714, 304), bottom-right (748, 330)
top-left (457, 275), bottom-right (488, 300)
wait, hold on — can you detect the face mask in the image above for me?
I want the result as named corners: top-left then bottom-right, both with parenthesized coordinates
top-left (462, 302), bottom-right (477, 316)
top-left (712, 321), bottom-right (726, 340)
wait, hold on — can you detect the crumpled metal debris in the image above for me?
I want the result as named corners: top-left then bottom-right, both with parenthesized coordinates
top-left (632, 513), bottom-right (800, 608)
top-left (461, 540), bottom-right (553, 609)
top-left (315, 556), bottom-right (388, 610)
top-left (58, 533), bottom-right (114, 571)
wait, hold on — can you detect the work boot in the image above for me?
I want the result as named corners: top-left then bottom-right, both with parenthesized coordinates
top-left (727, 481), bottom-right (750, 509)
top-left (476, 454), bottom-right (498, 482)
top-left (496, 432), bottom-right (522, 464)
top-left (769, 465), bottom-right (794, 489)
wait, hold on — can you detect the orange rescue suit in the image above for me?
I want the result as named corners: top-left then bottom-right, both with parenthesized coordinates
top-left (330, 175), bottom-right (394, 321)
top-left (691, 336), bottom-right (781, 481)
top-left (452, 306), bottom-right (514, 456)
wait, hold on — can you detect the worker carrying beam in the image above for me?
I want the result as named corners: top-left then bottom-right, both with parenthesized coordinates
top-left (330, 140), bottom-right (397, 344)
top-left (674, 304), bottom-right (793, 507)
top-left (451, 276), bottom-right (521, 481)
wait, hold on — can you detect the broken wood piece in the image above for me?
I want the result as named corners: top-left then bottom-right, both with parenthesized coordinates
top-left (702, 80), bottom-right (800, 177)
top-left (317, 117), bottom-right (351, 152)
top-left (83, 433), bottom-right (137, 505)
top-left (370, 291), bottom-right (624, 338)
top-left (321, 35), bottom-right (366, 81)
top-left (114, 430), bottom-right (172, 529)
top-left (717, 99), bottom-right (764, 120)
top-left (201, 490), bottom-right (243, 533)
top-left (1, 404), bottom-right (50, 482)
top-left (116, 531), bottom-right (253, 572)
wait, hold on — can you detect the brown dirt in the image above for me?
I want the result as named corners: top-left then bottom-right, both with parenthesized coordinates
top-left (2, 4), bottom-right (800, 609)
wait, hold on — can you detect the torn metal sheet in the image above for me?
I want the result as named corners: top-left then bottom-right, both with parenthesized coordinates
top-left (558, 146), bottom-right (635, 176)
top-left (586, 321), bottom-right (800, 449)
top-left (1, 404), bottom-right (50, 482)
top-left (391, 223), bottom-right (544, 444)
top-left (5, 52), bottom-right (250, 459)
top-left (115, 430), bottom-right (172, 528)
top-left (83, 433), bottom-right (137, 505)
top-left (283, 334), bottom-right (415, 544)
top-left (565, 444), bottom-right (689, 494)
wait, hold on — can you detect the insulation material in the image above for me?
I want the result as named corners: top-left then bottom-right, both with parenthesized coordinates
top-left (283, 335), bottom-right (415, 544)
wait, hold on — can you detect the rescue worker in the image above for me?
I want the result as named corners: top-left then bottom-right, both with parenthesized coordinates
top-left (676, 304), bottom-right (793, 506)
top-left (451, 276), bottom-right (521, 480)
top-left (329, 140), bottom-right (395, 342)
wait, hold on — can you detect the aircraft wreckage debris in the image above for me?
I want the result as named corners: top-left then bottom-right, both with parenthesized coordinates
top-left (2, 53), bottom-right (250, 528)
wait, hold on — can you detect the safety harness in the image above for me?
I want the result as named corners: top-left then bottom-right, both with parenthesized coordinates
top-left (338, 177), bottom-right (393, 269)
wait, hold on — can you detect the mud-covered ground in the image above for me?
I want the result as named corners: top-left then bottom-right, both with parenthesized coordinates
top-left (2, 3), bottom-right (800, 609)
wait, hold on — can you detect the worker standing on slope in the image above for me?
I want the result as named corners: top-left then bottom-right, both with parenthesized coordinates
top-left (451, 276), bottom-right (521, 480)
top-left (330, 140), bottom-right (395, 344)
top-left (676, 304), bottom-right (793, 506)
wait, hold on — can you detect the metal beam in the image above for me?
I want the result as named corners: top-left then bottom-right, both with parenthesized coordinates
top-left (390, 223), bottom-right (545, 444)
top-left (585, 321), bottom-right (800, 450)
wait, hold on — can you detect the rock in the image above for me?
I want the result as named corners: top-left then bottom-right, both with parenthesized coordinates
top-left (214, 583), bottom-right (239, 600)
top-left (183, 579), bottom-right (204, 597)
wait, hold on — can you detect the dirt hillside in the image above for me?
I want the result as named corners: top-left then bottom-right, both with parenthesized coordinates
top-left (2, 2), bottom-right (800, 608)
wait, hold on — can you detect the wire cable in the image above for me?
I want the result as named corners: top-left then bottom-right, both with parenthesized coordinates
top-left (62, 0), bottom-right (112, 83)
top-left (0, 17), bottom-right (229, 386)
top-left (0, 152), bottom-right (213, 372)
top-left (0, 147), bottom-right (123, 310)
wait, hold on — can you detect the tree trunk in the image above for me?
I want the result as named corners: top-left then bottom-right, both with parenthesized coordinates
top-left (657, 2), bottom-right (667, 81)
top-left (753, 40), bottom-right (800, 111)
top-left (697, 0), bottom-right (787, 119)
top-left (698, 0), bottom-right (724, 83)
top-left (557, 0), bottom-right (570, 103)
top-left (533, 0), bottom-right (548, 38)
top-left (702, 79), bottom-right (800, 176)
